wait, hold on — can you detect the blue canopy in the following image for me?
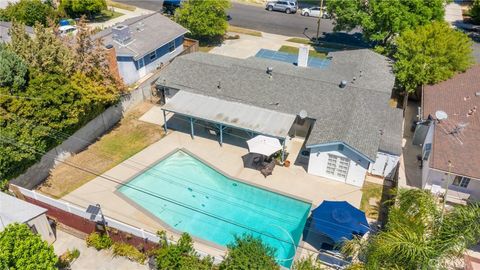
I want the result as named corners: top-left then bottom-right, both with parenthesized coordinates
top-left (311, 201), bottom-right (369, 243)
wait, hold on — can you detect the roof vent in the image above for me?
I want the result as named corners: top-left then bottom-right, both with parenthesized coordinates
top-left (476, 91), bottom-right (480, 97)
top-left (266, 67), bottom-right (273, 75)
top-left (299, 110), bottom-right (308, 119)
top-left (435, 110), bottom-right (448, 121)
top-left (339, 80), bottom-right (347, 88)
top-left (112, 24), bottom-right (131, 45)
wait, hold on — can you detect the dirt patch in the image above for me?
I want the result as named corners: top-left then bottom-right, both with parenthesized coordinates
top-left (37, 103), bottom-right (164, 198)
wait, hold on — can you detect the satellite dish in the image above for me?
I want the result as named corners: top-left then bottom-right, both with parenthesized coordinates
top-left (299, 110), bottom-right (308, 119)
top-left (435, 110), bottom-right (448, 121)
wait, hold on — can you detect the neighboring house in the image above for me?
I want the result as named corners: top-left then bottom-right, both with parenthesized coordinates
top-left (415, 65), bottom-right (480, 203)
top-left (155, 50), bottom-right (403, 187)
top-left (94, 12), bottom-right (189, 85)
top-left (0, 21), bottom-right (34, 43)
top-left (0, 192), bottom-right (55, 244)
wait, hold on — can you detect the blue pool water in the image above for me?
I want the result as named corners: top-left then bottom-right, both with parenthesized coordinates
top-left (118, 151), bottom-right (311, 268)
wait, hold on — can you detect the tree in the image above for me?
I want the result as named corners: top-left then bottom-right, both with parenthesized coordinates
top-left (341, 189), bottom-right (480, 269)
top-left (292, 255), bottom-right (323, 270)
top-left (60, 0), bottom-right (106, 19)
top-left (0, 0), bottom-right (56, 26)
top-left (470, 0), bottom-right (480, 24)
top-left (394, 21), bottom-right (474, 93)
top-left (174, 0), bottom-right (230, 43)
top-left (0, 45), bottom-right (28, 91)
top-left (0, 223), bottom-right (58, 270)
top-left (155, 232), bottom-right (213, 270)
top-left (326, 0), bottom-right (446, 46)
top-left (219, 234), bottom-right (279, 270)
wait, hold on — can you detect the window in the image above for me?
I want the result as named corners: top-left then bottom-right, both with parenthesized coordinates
top-left (452, 176), bottom-right (470, 188)
top-left (29, 224), bottom-right (38, 234)
top-left (149, 51), bottom-right (156, 60)
top-left (326, 154), bottom-right (350, 179)
top-left (423, 143), bottom-right (431, 161)
top-left (168, 41), bottom-right (175, 52)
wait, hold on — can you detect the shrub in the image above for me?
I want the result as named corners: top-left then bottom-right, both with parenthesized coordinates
top-left (471, 0), bottom-right (480, 24)
top-left (86, 232), bottom-right (113, 250)
top-left (112, 242), bottom-right (147, 264)
top-left (57, 248), bottom-right (80, 268)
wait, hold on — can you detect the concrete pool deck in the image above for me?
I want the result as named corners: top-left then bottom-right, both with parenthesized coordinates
top-left (62, 108), bottom-right (362, 259)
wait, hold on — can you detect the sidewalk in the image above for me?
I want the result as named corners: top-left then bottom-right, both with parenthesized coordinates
top-left (54, 229), bottom-right (148, 270)
top-left (88, 6), bottom-right (154, 30)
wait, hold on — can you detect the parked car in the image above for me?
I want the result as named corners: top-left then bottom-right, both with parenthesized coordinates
top-left (59, 25), bottom-right (77, 36)
top-left (265, 1), bottom-right (298, 14)
top-left (301, 6), bottom-right (330, 18)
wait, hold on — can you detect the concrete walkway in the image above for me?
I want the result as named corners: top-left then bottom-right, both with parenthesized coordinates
top-left (88, 6), bottom-right (154, 30)
top-left (53, 229), bottom-right (148, 270)
top-left (210, 31), bottom-right (309, 59)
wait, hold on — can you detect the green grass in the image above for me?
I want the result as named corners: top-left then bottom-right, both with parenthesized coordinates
top-left (89, 9), bottom-right (124, 23)
top-left (360, 182), bottom-right (383, 219)
top-left (107, 0), bottom-right (136, 11)
top-left (199, 46), bottom-right (215, 52)
top-left (286, 37), bottom-right (311, 45)
top-left (228, 25), bottom-right (263, 37)
top-left (278, 45), bottom-right (327, 58)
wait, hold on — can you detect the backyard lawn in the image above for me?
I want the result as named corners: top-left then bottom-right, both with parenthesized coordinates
top-left (278, 45), bottom-right (327, 58)
top-left (360, 181), bottom-right (383, 219)
top-left (38, 103), bottom-right (164, 198)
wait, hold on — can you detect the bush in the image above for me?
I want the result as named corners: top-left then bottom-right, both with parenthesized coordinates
top-left (0, 0), bottom-right (57, 26)
top-left (57, 248), bottom-right (80, 269)
top-left (86, 232), bottom-right (113, 250)
top-left (471, 0), bottom-right (480, 24)
top-left (112, 242), bottom-right (146, 264)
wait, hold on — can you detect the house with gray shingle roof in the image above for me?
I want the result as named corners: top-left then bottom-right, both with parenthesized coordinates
top-left (155, 50), bottom-right (403, 187)
top-left (94, 12), bottom-right (188, 85)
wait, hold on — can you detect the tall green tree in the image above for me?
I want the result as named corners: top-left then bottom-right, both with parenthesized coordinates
top-left (0, 45), bottom-right (28, 91)
top-left (174, 0), bottom-right (230, 43)
top-left (0, 223), bottom-right (58, 270)
top-left (326, 0), bottom-right (446, 46)
top-left (341, 189), bottom-right (480, 269)
top-left (292, 255), bottom-right (323, 270)
top-left (394, 21), bottom-right (474, 93)
top-left (219, 234), bottom-right (279, 270)
top-left (60, 0), bottom-right (107, 19)
top-left (0, 0), bottom-right (56, 26)
top-left (470, 0), bottom-right (480, 24)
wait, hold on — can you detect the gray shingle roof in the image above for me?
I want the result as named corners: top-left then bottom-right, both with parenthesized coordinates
top-left (0, 21), bottom-right (34, 43)
top-left (0, 192), bottom-right (47, 230)
top-left (156, 50), bottom-right (402, 160)
top-left (94, 12), bottom-right (188, 60)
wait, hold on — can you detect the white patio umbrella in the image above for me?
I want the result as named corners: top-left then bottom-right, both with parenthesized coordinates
top-left (246, 135), bottom-right (282, 156)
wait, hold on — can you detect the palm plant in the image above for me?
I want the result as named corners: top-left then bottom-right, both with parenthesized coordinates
top-left (340, 189), bottom-right (480, 270)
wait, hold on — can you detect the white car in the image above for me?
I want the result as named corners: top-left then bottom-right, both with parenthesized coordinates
top-left (59, 25), bottom-right (77, 36)
top-left (301, 6), bottom-right (329, 18)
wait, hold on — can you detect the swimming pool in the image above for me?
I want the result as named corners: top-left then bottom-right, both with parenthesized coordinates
top-left (118, 150), bottom-right (311, 268)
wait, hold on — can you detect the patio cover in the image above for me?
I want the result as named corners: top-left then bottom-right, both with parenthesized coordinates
top-left (246, 135), bottom-right (282, 156)
top-left (311, 201), bottom-right (369, 243)
top-left (162, 91), bottom-right (296, 138)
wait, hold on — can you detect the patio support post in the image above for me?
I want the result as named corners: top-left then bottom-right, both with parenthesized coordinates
top-left (219, 124), bottom-right (223, 146)
top-left (281, 138), bottom-right (286, 162)
top-left (190, 117), bottom-right (194, 139)
top-left (162, 110), bottom-right (168, 133)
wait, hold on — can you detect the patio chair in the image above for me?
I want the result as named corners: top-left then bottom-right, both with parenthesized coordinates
top-left (260, 160), bottom-right (275, 178)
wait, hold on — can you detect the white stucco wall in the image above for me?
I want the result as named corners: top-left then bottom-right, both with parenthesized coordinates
top-left (118, 60), bottom-right (139, 85)
top-left (424, 169), bottom-right (480, 201)
top-left (26, 214), bottom-right (55, 244)
top-left (307, 143), bottom-right (369, 187)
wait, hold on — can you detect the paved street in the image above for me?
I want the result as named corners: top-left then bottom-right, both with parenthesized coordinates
top-left (114, 1), bottom-right (354, 40)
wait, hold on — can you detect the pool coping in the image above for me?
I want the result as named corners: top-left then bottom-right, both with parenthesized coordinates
top-left (113, 147), bottom-right (313, 264)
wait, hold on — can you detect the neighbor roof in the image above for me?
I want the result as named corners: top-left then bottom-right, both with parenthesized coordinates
top-left (0, 192), bottom-right (47, 230)
top-left (0, 21), bottom-right (34, 43)
top-left (156, 51), bottom-right (402, 160)
top-left (94, 12), bottom-right (188, 60)
top-left (422, 64), bottom-right (480, 180)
